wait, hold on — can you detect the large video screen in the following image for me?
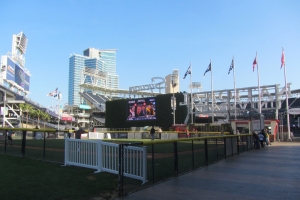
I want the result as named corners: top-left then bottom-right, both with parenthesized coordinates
top-left (127, 97), bottom-right (156, 121)
top-left (6, 58), bottom-right (15, 81)
top-left (3, 57), bottom-right (30, 91)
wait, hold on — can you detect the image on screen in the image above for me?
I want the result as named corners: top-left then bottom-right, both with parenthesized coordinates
top-left (127, 97), bottom-right (156, 121)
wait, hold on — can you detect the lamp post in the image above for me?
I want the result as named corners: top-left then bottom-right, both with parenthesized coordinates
top-left (171, 74), bottom-right (176, 125)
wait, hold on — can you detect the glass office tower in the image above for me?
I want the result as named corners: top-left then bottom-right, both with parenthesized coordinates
top-left (68, 48), bottom-right (118, 106)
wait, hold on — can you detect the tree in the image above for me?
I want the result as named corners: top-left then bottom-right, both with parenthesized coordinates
top-left (34, 109), bottom-right (44, 127)
top-left (41, 112), bottom-right (51, 129)
top-left (19, 103), bottom-right (33, 128)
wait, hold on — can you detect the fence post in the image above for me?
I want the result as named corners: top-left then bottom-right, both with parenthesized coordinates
top-left (152, 144), bottom-right (154, 184)
top-left (97, 140), bottom-right (102, 172)
top-left (192, 140), bottom-right (194, 170)
top-left (21, 130), bottom-right (26, 157)
top-left (118, 144), bottom-right (124, 198)
top-left (216, 138), bottom-right (218, 162)
top-left (64, 137), bottom-right (68, 166)
top-left (224, 137), bottom-right (227, 159)
top-left (174, 142), bottom-right (178, 177)
top-left (142, 146), bottom-right (147, 184)
top-left (238, 136), bottom-right (240, 155)
top-left (43, 131), bottom-right (46, 159)
top-left (205, 139), bottom-right (208, 166)
top-left (231, 137), bottom-right (233, 156)
top-left (4, 130), bottom-right (7, 153)
top-left (242, 136), bottom-right (245, 152)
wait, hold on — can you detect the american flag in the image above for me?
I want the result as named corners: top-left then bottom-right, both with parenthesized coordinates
top-left (47, 87), bottom-right (58, 96)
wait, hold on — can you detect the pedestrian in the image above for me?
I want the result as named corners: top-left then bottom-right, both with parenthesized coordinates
top-left (252, 131), bottom-right (260, 149)
top-left (261, 129), bottom-right (266, 146)
top-left (186, 129), bottom-right (190, 138)
top-left (264, 128), bottom-right (270, 146)
top-left (7, 130), bottom-right (13, 146)
top-left (75, 127), bottom-right (87, 139)
top-left (158, 127), bottom-right (162, 139)
top-left (258, 131), bottom-right (265, 147)
top-left (236, 129), bottom-right (241, 142)
top-left (150, 126), bottom-right (155, 141)
top-left (34, 125), bottom-right (39, 139)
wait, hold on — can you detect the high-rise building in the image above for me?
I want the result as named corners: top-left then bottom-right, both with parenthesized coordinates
top-left (68, 48), bottom-right (118, 106)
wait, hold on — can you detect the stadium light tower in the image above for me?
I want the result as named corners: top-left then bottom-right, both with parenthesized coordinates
top-left (11, 32), bottom-right (28, 67)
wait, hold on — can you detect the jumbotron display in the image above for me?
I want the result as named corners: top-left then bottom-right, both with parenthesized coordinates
top-left (127, 97), bottom-right (156, 121)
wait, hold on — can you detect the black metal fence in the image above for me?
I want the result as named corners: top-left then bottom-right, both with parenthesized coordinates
top-left (0, 128), bottom-right (66, 162)
top-left (117, 134), bottom-right (253, 197)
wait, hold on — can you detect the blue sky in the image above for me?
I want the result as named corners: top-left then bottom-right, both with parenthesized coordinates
top-left (0, 0), bottom-right (299, 108)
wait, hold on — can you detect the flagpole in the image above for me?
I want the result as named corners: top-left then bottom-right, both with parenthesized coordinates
top-left (282, 48), bottom-right (291, 140)
top-left (233, 56), bottom-right (236, 120)
top-left (190, 62), bottom-right (193, 124)
top-left (211, 59), bottom-right (214, 123)
top-left (256, 51), bottom-right (261, 114)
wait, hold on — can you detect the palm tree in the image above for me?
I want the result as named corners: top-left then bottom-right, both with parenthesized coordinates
top-left (34, 109), bottom-right (44, 128)
top-left (20, 103), bottom-right (33, 128)
top-left (30, 109), bottom-right (37, 127)
top-left (41, 112), bottom-right (51, 129)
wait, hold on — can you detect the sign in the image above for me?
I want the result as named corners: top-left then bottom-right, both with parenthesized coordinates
top-left (129, 77), bottom-right (165, 93)
top-left (198, 114), bottom-right (208, 118)
top-left (287, 108), bottom-right (300, 115)
top-left (79, 104), bottom-right (91, 110)
top-left (61, 116), bottom-right (73, 121)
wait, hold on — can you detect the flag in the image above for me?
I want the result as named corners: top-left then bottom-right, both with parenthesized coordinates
top-left (281, 48), bottom-right (285, 69)
top-left (183, 66), bottom-right (191, 79)
top-left (204, 62), bottom-right (211, 77)
top-left (47, 87), bottom-right (58, 96)
top-left (252, 56), bottom-right (257, 72)
top-left (228, 58), bottom-right (234, 74)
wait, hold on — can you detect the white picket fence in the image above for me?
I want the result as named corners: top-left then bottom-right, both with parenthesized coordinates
top-left (64, 138), bottom-right (147, 184)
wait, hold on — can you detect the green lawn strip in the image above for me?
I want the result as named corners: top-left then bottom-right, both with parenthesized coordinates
top-left (10, 139), bottom-right (65, 149)
top-left (0, 154), bottom-right (118, 200)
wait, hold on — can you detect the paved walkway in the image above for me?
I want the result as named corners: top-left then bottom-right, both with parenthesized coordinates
top-left (124, 141), bottom-right (300, 200)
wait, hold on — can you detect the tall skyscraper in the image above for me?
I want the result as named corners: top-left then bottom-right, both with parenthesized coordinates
top-left (68, 48), bottom-right (118, 106)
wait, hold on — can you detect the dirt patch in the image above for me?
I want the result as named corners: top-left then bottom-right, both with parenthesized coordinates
top-left (87, 175), bottom-right (97, 180)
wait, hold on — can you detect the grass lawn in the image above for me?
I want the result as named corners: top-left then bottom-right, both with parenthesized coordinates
top-left (0, 137), bottom-right (249, 197)
top-left (0, 154), bottom-right (119, 200)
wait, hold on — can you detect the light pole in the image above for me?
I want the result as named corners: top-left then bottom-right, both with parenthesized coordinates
top-left (171, 74), bottom-right (176, 125)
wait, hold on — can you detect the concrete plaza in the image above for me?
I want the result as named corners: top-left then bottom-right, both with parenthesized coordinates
top-left (124, 141), bottom-right (300, 200)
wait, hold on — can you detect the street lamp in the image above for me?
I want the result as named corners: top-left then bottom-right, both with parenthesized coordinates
top-left (171, 74), bottom-right (177, 125)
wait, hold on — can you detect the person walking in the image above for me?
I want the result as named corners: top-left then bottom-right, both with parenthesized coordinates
top-left (261, 129), bottom-right (266, 146)
top-left (252, 131), bottom-right (260, 149)
top-left (158, 127), bottom-right (162, 139)
top-left (75, 127), bottom-right (87, 139)
top-left (265, 128), bottom-right (270, 146)
top-left (258, 131), bottom-right (265, 147)
top-left (150, 126), bottom-right (155, 141)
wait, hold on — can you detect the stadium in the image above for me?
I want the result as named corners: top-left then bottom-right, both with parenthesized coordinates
top-left (1, 31), bottom-right (300, 199)
top-left (1, 32), bottom-right (300, 140)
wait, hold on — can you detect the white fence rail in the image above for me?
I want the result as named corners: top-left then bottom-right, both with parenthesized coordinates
top-left (64, 138), bottom-right (147, 183)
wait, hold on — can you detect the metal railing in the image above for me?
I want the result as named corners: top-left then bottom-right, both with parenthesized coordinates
top-left (0, 127), bottom-right (62, 160)
top-left (114, 134), bottom-right (253, 197)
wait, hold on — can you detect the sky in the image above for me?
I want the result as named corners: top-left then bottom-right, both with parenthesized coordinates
top-left (0, 0), bottom-right (300, 108)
